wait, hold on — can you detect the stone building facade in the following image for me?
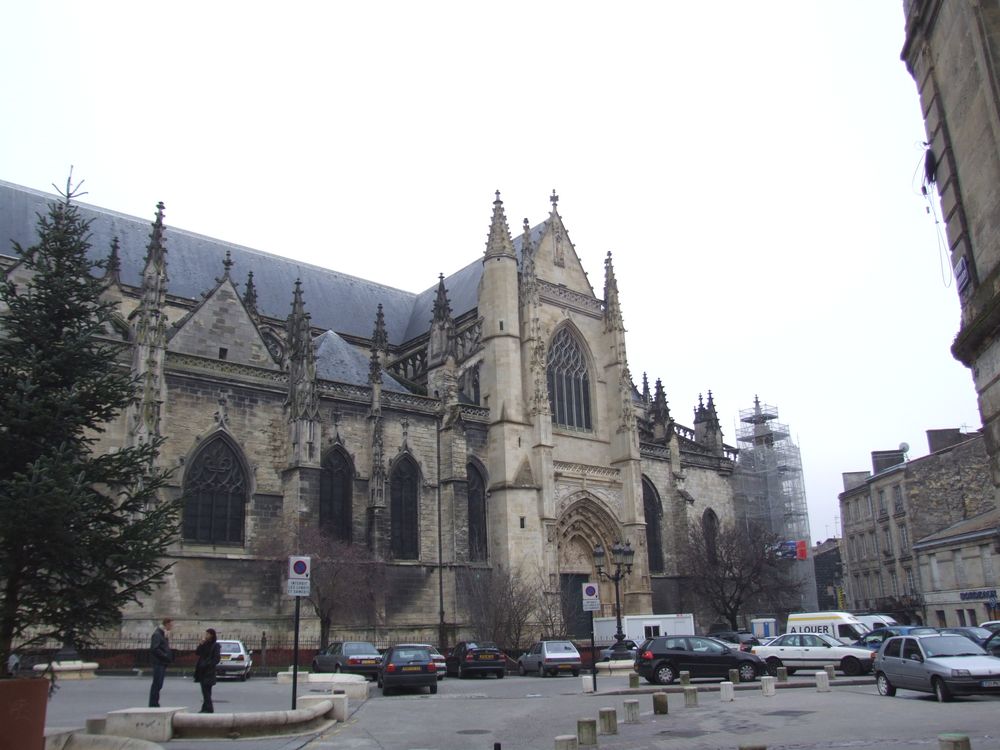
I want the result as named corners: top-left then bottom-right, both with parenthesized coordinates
top-left (839, 429), bottom-right (994, 624)
top-left (0, 180), bottom-right (740, 645)
top-left (812, 538), bottom-right (844, 612)
top-left (902, 2), bottom-right (1000, 501)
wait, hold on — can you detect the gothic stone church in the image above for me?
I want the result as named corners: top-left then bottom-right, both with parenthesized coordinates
top-left (0, 180), bottom-right (738, 642)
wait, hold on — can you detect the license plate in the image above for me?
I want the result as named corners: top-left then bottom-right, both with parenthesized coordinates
top-left (362, 659), bottom-right (377, 664)
top-left (477, 654), bottom-right (495, 660)
top-left (558, 664), bottom-right (572, 669)
top-left (982, 679), bottom-right (1000, 687)
top-left (402, 666), bottom-right (421, 672)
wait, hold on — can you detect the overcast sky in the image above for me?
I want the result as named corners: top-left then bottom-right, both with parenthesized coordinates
top-left (1, 1), bottom-right (981, 544)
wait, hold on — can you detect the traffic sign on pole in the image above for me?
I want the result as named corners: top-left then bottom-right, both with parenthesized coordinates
top-left (582, 582), bottom-right (601, 612)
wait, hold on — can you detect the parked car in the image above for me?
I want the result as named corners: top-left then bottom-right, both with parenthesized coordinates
top-left (985, 631), bottom-right (1000, 657)
top-left (394, 643), bottom-right (446, 680)
top-left (377, 644), bottom-right (438, 696)
top-left (852, 626), bottom-right (938, 651)
top-left (599, 639), bottom-right (639, 661)
top-left (751, 632), bottom-right (874, 676)
top-left (446, 641), bottom-right (505, 679)
top-left (855, 614), bottom-right (900, 631)
top-left (980, 620), bottom-right (1000, 633)
top-left (785, 611), bottom-right (870, 644)
top-left (709, 630), bottom-right (761, 652)
top-left (216, 640), bottom-right (253, 681)
top-left (937, 627), bottom-right (994, 647)
top-left (517, 640), bottom-right (583, 676)
top-left (311, 641), bottom-right (382, 679)
top-left (634, 635), bottom-right (764, 685)
top-left (874, 633), bottom-right (1000, 702)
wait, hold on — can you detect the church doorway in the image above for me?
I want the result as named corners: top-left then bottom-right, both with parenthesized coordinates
top-left (560, 573), bottom-right (590, 638)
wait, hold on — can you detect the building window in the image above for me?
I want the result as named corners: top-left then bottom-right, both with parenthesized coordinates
top-left (870, 532), bottom-right (878, 557)
top-left (866, 494), bottom-right (873, 517)
top-left (904, 567), bottom-right (915, 594)
top-left (899, 524), bottom-right (909, 551)
top-left (643, 478), bottom-right (664, 574)
top-left (889, 570), bottom-right (898, 596)
top-left (953, 549), bottom-right (965, 587)
top-left (390, 455), bottom-right (420, 559)
top-left (183, 435), bottom-right (248, 545)
top-left (957, 609), bottom-right (967, 626)
top-left (467, 463), bottom-right (488, 562)
top-left (967, 609), bottom-right (978, 626)
top-left (883, 527), bottom-right (892, 555)
top-left (877, 489), bottom-right (886, 515)
top-left (546, 327), bottom-right (592, 430)
top-left (320, 448), bottom-right (353, 542)
top-left (702, 508), bottom-right (719, 564)
top-left (935, 610), bottom-right (947, 627)
top-left (892, 485), bottom-right (904, 513)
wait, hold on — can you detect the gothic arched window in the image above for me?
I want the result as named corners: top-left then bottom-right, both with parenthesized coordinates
top-left (467, 463), bottom-right (488, 562)
top-left (546, 327), bottom-right (592, 430)
top-left (702, 508), bottom-right (719, 564)
top-left (183, 435), bottom-right (248, 545)
top-left (643, 478), bottom-right (664, 574)
top-left (390, 455), bottom-right (419, 559)
top-left (320, 449), bottom-right (353, 542)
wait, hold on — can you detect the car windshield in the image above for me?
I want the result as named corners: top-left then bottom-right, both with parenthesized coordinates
top-left (343, 642), bottom-right (378, 655)
top-left (816, 633), bottom-right (843, 647)
top-left (547, 641), bottom-right (578, 653)
top-left (921, 636), bottom-right (986, 657)
top-left (467, 642), bottom-right (497, 650)
top-left (958, 627), bottom-right (993, 639)
top-left (392, 647), bottom-right (430, 661)
top-left (219, 642), bottom-right (242, 654)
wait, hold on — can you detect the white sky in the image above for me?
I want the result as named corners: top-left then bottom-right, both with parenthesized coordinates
top-left (1, 1), bottom-right (981, 544)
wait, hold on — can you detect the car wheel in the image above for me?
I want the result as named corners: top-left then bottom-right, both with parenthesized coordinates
top-left (334, 664), bottom-right (342, 674)
top-left (738, 662), bottom-right (757, 683)
top-left (654, 662), bottom-right (676, 685)
top-left (430, 683), bottom-right (437, 694)
top-left (572, 669), bottom-right (580, 677)
top-left (238, 672), bottom-right (247, 682)
top-left (841, 657), bottom-right (862, 677)
top-left (496, 670), bottom-right (504, 679)
top-left (875, 672), bottom-right (896, 697)
top-left (518, 663), bottom-right (526, 676)
top-left (311, 661), bottom-right (320, 672)
top-left (383, 685), bottom-right (394, 697)
top-left (932, 677), bottom-right (952, 703)
top-left (766, 657), bottom-right (782, 677)
top-left (377, 675), bottom-right (383, 688)
top-left (458, 666), bottom-right (467, 679)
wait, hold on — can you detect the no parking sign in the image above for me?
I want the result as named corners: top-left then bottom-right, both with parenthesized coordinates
top-left (581, 582), bottom-right (601, 612)
top-left (287, 556), bottom-right (311, 597)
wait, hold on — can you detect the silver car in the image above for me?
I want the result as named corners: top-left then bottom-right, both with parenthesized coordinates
top-left (874, 633), bottom-right (1000, 702)
top-left (517, 640), bottom-right (582, 677)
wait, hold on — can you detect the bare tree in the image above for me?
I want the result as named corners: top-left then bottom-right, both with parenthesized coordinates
top-left (679, 519), bottom-right (802, 629)
top-left (456, 564), bottom-right (535, 651)
top-left (256, 522), bottom-right (385, 648)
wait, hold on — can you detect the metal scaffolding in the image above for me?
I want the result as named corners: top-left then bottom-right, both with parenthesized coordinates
top-left (733, 397), bottom-right (818, 609)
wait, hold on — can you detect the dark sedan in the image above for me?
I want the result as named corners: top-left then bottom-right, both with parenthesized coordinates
top-left (634, 635), bottom-right (764, 685)
top-left (938, 626), bottom-right (994, 647)
top-left (377, 645), bottom-right (438, 696)
top-left (311, 641), bottom-right (382, 679)
top-left (446, 641), bottom-right (506, 678)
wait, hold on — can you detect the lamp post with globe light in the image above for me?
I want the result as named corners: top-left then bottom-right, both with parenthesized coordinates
top-left (593, 540), bottom-right (635, 656)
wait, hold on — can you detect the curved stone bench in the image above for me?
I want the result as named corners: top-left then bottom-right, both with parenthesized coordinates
top-left (171, 698), bottom-right (334, 739)
top-left (45, 729), bottom-right (162, 749)
top-left (34, 661), bottom-right (100, 680)
top-left (595, 659), bottom-right (635, 676)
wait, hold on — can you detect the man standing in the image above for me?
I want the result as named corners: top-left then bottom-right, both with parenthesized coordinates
top-left (148, 617), bottom-right (173, 707)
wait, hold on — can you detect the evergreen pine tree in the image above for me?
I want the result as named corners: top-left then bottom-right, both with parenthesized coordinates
top-left (0, 178), bottom-right (179, 670)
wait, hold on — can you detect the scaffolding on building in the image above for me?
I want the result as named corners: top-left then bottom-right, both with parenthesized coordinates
top-left (733, 396), bottom-right (818, 610)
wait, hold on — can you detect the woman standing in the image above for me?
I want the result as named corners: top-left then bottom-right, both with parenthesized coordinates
top-left (194, 628), bottom-right (221, 713)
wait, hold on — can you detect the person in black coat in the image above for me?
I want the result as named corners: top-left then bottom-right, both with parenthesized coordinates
top-left (148, 617), bottom-right (174, 707)
top-left (194, 628), bottom-right (221, 713)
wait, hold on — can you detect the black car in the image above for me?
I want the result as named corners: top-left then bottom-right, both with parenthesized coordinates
top-left (634, 635), bottom-right (764, 685)
top-left (708, 630), bottom-right (761, 652)
top-left (446, 641), bottom-right (506, 678)
top-left (937, 627), bottom-right (994, 648)
top-left (377, 645), bottom-right (438, 696)
top-left (311, 641), bottom-right (382, 679)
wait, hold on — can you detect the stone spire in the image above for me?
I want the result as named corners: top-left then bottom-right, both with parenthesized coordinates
top-left (126, 202), bottom-right (169, 449)
top-left (367, 304), bottom-right (388, 557)
top-left (604, 251), bottom-right (625, 334)
top-left (642, 372), bottom-right (651, 404)
top-left (284, 280), bottom-right (320, 464)
top-left (484, 190), bottom-right (516, 259)
top-left (428, 274), bottom-right (457, 371)
top-left (217, 249), bottom-right (234, 283)
top-left (104, 236), bottom-right (121, 284)
top-left (651, 378), bottom-right (672, 441)
top-left (369, 303), bottom-right (388, 385)
top-left (243, 270), bottom-right (258, 316)
top-left (519, 217), bottom-right (538, 307)
top-left (694, 390), bottom-right (724, 453)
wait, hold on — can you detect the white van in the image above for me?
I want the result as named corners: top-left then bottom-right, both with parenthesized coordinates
top-left (855, 614), bottom-right (899, 631)
top-left (785, 611), bottom-right (870, 644)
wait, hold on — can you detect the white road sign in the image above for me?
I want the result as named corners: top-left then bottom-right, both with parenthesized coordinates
top-left (582, 582), bottom-right (600, 612)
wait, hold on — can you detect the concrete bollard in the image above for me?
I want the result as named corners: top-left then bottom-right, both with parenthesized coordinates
top-left (776, 667), bottom-right (788, 683)
top-left (815, 671), bottom-right (830, 692)
top-left (938, 735), bottom-right (972, 750)
top-left (760, 676), bottom-right (776, 697)
top-left (720, 681), bottom-right (734, 702)
top-left (555, 735), bottom-right (579, 750)
top-left (598, 708), bottom-right (618, 735)
top-left (582, 674), bottom-right (594, 693)
top-left (85, 716), bottom-right (107, 735)
top-left (628, 672), bottom-right (640, 689)
top-left (738, 745), bottom-right (769, 750)
top-left (653, 692), bottom-right (669, 715)
top-left (679, 670), bottom-right (691, 685)
top-left (683, 686), bottom-right (698, 707)
top-left (729, 668), bottom-right (740, 684)
top-left (824, 665), bottom-right (835, 680)
top-left (624, 699), bottom-right (639, 723)
top-left (577, 718), bottom-right (598, 747)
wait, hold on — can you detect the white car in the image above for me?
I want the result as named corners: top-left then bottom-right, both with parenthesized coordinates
top-left (751, 632), bottom-right (874, 676)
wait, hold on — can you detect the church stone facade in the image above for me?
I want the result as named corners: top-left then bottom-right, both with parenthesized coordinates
top-left (0, 180), bottom-right (738, 644)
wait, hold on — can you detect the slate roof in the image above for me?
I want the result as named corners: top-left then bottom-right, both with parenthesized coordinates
top-left (314, 330), bottom-right (408, 392)
top-left (913, 506), bottom-right (1000, 547)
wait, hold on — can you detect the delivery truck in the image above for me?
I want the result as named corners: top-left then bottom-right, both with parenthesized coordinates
top-left (592, 613), bottom-right (695, 644)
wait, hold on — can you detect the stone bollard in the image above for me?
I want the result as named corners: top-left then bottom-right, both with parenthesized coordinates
top-left (85, 716), bottom-right (107, 735)
top-left (683, 686), bottom-right (698, 707)
top-left (738, 745), bottom-right (769, 750)
top-left (729, 668), bottom-right (740, 684)
top-left (776, 667), bottom-right (788, 683)
top-left (555, 735), bottom-right (579, 750)
top-left (628, 672), bottom-right (640, 689)
top-left (624, 699), bottom-right (640, 724)
top-left (720, 681), bottom-right (734, 702)
top-left (598, 708), bottom-right (618, 735)
top-left (582, 674), bottom-right (594, 693)
top-left (679, 670), bottom-right (691, 685)
top-left (577, 718), bottom-right (598, 747)
top-left (938, 734), bottom-right (972, 750)
top-left (824, 665), bottom-right (835, 680)
top-left (653, 692), bottom-right (669, 715)
top-left (815, 671), bottom-right (830, 692)
top-left (760, 676), bottom-right (776, 697)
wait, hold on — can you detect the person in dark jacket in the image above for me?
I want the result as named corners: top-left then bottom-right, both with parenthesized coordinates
top-left (194, 628), bottom-right (222, 713)
top-left (148, 617), bottom-right (173, 707)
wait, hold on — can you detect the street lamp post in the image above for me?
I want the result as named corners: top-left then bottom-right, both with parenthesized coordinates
top-left (593, 540), bottom-right (635, 656)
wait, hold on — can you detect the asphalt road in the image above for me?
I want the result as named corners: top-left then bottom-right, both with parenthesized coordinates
top-left (43, 672), bottom-right (1000, 750)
